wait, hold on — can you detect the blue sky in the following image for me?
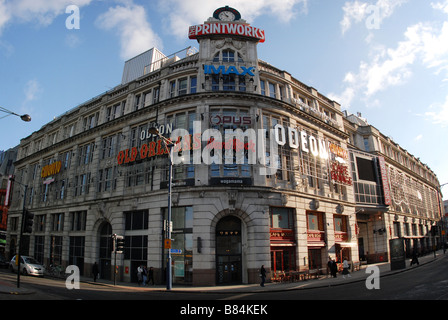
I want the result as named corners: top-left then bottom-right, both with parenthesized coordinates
top-left (1, 0), bottom-right (447, 198)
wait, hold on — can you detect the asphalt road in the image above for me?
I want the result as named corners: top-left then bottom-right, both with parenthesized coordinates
top-left (1, 255), bottom-right (446, 318)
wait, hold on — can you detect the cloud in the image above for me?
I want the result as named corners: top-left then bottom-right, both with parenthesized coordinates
top-left (23, 79), bottom-right (42, 103)
top-left (331, 4), bottom-right (448, 110)
top-left (0, 0), bottom-right (93, 33)
top-left (158, 0), bottom-right (309, 39)
top-left (425, 94), bottom-right (448, 127)
top-left (96, 2), bottom-right (163, 60)
top-left (341, 0), bottom-right (407, 34)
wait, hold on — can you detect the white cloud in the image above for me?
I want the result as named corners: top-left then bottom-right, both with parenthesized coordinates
top-left (341, 0), bottom-right (407, 34)
top-left (0, 0), bottom-right (93, 33)
top-left (425, 94), bottom-right (448, 127)
top-left (158, 0), bottom-right (309, 39)
top-left (332, 7), bottom-right (448, 110)
top-left (96, 2), bottom-right (163, 60)
top-left (24, 79), bottom-right (42, 103)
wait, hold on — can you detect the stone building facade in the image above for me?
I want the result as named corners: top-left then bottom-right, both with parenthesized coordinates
top-left (5, 7), bottom-right (443, 286)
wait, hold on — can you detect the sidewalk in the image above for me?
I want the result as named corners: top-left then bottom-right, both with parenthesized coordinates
top-left (1, 249), bottom-right (445, 296)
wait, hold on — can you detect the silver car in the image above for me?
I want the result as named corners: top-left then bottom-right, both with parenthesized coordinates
top-left (9, 255), bottom-right (45, 276)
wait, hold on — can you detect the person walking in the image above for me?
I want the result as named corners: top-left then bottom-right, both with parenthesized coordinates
top-left (137, 265), bottom-right (143, 286)
top-left (147, 266), bottom-right (154, 285)
top-left (92, 262), bottom-right (99, 282)
top-left (142, 266), bottom-right (148, 286)
top-left (410, 250), bottom-right (419, 266)
top-left (342, 258), bottom-right (351, 279)
top-left (260, 265), bottom-right (267, 287)
top-left (327, 257), bottom-right (337, 278)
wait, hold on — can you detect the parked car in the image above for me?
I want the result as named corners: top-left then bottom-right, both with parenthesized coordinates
top-left (9, 255), bottom-right (45, 276)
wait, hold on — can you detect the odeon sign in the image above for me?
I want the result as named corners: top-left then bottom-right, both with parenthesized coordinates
top-left (116, 121), bottom-right (352, 183)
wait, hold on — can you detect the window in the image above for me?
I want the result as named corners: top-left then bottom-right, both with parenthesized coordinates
top-left (169, 81), bottom-right (176, 98)
top-left (209, 107), bottom-right (252, 178)
top-left (163, 207), bottom-right (193, 284)
top-left (190, 77), bottom-right (197, 93)
top-left (178, 78), bottom-right (188, 96)
top-left (70, 211), bottom-right (86, 231)
top-left (125, 210), bottom-right (149, 230)
top-left (51, 213), bottom-right (64, 232)
top-left (260, 80), bottom-right (266, 95)
top-left (270, 207), bottom-right (294, 229)
top-left (78, 142), bottom-right (95, 165)
top-left (269, 82), bottom-right (276, 98)
top-left (83, 112), bottom-right (99, 131)
top-left (98, 167), bottom-right (117, 192)
top-left (101, 135), bottom-right (118, 159)
top-left (307, 212), bottom-right (324, 231)
top-left (222, 49), bottom-right (234, 62)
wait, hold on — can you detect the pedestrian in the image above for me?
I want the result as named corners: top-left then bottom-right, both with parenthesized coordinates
top-left (342, 258), bottom-right (351, 279)
top-left (142, 266), bottom-right (148, 286)
top-left (260, 265), bottom-right (266, 287)
top-left (327, 257), bottom-right (337, 278)
top-left (92, 262), bottom-right (99, 282)
top-left (410, 251), bottom-right (419, 266)
top-left (147, 266), bottom-right (154, 285)
top-left (137, 265), bottom-right (143, 286)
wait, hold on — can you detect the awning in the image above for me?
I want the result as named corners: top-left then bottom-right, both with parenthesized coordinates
top-left (337, 242), bottom-right (357, 247)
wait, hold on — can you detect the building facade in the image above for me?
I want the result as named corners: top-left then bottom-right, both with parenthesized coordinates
top-left (345, 113), bottom-right (444, 262)
top-left (5, 7), bottom-right (443, 286)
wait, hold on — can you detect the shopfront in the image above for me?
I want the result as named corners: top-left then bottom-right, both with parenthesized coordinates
top-left (270, 207), bottom-right (296, 279)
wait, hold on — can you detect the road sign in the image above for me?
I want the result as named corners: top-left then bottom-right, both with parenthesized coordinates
top-left (164, 239), bottom-right (171, 249)
top-left (170, 249), bottom-right (182, 254)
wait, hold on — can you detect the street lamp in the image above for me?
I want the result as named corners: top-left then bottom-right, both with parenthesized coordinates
top-left (0, 106), bottom-right (31, 122)
top-left (8, 176), bottom-right (29, 288)
top-left (147, 125), bottom-right (175, 290)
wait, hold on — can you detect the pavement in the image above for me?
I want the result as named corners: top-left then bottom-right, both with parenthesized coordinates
top-left (1, 249), bottom-right (446, 296)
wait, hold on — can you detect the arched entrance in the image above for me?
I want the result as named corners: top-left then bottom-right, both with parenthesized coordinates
top-left (99, 222), bottom-right (113, 280)
top-left (216, 216), bottom-right (242, 285)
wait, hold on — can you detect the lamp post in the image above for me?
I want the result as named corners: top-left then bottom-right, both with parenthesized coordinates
top-left (8, 177), bottom-right (28, 288)
top-left (148, 126), bottom-right (174, 290)
top-left (0, 106), bottom-right (31, 122)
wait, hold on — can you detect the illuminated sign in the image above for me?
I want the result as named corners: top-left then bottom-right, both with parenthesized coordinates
top-left (189, 22), bottom-right (266, 43)
top-left (41, 161), bottom-right (62, 179)
top-left (204, 65), bottom-right (255, 76)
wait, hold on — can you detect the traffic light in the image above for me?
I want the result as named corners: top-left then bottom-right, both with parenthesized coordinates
top-left (23, 209), bottom-right (34, 234)
top-left (116, 235), bottom-right (125, 254)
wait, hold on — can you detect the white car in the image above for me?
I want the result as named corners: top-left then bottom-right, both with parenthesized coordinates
top-left (9, 255), bottom-right (45, 277)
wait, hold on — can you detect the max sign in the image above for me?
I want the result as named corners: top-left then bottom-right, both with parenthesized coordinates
top-left (204, 65), bottom-right (255, 76)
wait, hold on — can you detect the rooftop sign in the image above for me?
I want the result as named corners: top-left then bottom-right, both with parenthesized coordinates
top-left (188, 22), bottom-right (266, 43)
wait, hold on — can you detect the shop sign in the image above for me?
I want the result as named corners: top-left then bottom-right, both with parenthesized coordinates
top-left (41, 161), bottom-right (62, 179)
top-left (270, 229), bottom-right (294, 241)
top-left (330, 161), bottom-right (352, 186)
top-left (209, 114), bottom-right (252, 126)
top-left (307, 231), bottom-right (325, 242)
top-left (204, 65), bottom-right (255, 76)
top-left (334, 232), bottom-right (348, 242)
top-left (189, 22), bottom-right (266, 43)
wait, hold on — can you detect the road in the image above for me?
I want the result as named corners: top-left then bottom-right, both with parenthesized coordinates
top-left (0, 255), bottom-right (446, 317)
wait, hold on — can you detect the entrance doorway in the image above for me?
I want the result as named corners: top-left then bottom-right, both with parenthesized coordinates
top-left (99, 222), bottom-right (112, 280)
top-left (216, 216), bottom-right (242, 285)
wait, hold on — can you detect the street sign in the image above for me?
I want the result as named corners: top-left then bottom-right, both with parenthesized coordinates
top-left (170, 249), bottom-right (182, 254)
top-left (164, 239), bottom-right (172, 249)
